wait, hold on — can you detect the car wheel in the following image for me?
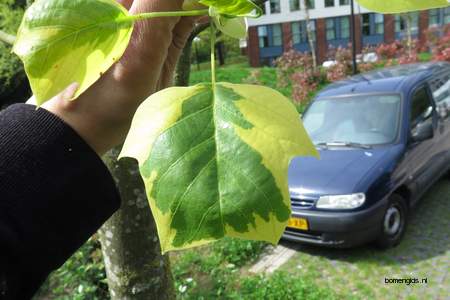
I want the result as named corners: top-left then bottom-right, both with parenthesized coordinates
top-left (375, 194), bottom-right (408, 249)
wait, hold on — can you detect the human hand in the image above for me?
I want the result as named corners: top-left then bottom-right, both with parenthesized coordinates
top-left (41, 0), bottom-right (197, 155)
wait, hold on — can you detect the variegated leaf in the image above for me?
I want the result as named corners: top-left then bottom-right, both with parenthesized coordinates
top-left (356, 0), bottom-right (449, 13)
top-left (120, 83), bottom-right (318, 253)
top-left (13, 0), bottom-right (133, 105)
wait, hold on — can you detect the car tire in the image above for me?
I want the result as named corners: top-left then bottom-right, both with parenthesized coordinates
top-left (375, 194), bottom-right (408, 249)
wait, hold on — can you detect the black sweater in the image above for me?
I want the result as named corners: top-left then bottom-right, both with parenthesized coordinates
top-left (0, 104), bottom-right (121, 299)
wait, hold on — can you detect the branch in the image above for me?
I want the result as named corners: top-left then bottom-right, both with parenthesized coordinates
top-left (253, 0), bottom-right (267, 7)
top-left (0, 30), bottom-right (16, 45)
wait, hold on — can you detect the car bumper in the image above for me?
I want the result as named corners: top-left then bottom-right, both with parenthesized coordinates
top-left (282, 196), bottom-right (389, 248)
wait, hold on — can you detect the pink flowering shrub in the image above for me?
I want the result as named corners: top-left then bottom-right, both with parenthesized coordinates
top-left (376, 41), bottom-right (404, 60)
top-left (275, 50), bottom-right (324, 104)
top-left (275, 50), bottom-right (315, 88)
top-left (426, 24), bottom-right (450, 62)
top-left (375, 40), bottom-right (419, 65)
top-left (325, 46), bottom-right (353, 82)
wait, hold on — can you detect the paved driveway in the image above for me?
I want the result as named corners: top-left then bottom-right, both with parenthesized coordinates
top-left (279, 178), bottom-right (449, 300)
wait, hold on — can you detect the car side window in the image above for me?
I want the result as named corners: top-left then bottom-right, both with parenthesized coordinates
top-left (410, 87), bottom-right (433, 134)
top-left (429, 71), bottom-right (450, 119)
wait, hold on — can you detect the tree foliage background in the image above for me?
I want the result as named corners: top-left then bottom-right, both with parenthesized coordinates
top-left (0, 0), bottom-right (29, 108)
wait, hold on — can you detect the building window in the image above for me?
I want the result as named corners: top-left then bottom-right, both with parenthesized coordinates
top-left (445, 7), bottom-right (450, 24)
top-left (292, 20), bottom-right (316, 44)
top-left (395, 13), bottom-right (419, 34)
top-left (340, 0), bottom-right (349, 5)
top-left (325, 0), bottom-right (334, 7)
top-left (374, 13), bottom-right (384, 34)
top-left (258, 26), bottom-right (269, 48)
top-left (290, 0), bottom-right (300, 11)
top-left (258, 24), bottom-right (283, 48)
top-left (326, 19), bottom-right (336, 40)
top-left (362, 14), bottom-right (370, 36)
top-left (429, 9), bottom-right (440, 26)
top-left (306, 0), bottom-right (315, 9)
top-left (270, 0), bottom-right (281, 13)
top-left (292, 22), bottom-right (302, 44)
top-left (340, 17), bottom-right (350, 39)
top-left (272, 24), bottom-right (283, 46)
top-left (326, 17), bottom-right (350, 40)
top-left (363, 13), bottom-right (384, 35)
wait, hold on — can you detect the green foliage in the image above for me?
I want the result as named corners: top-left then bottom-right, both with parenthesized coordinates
top-left (235, 271), bottom-right (337, 300)
top-left (37, 237), bottom-right (108, 300)
top-left (212, 237), bottom-right (267, 266)
top-left (0, 0), bottom-right (25, 102)
top-left (172, 238), bottom-right (338, 299)
top-left (172, 238), bottom-right (268, 299)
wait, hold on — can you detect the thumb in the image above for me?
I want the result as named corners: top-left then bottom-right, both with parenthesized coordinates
top-left (34, 82), bottom-right (80, 109)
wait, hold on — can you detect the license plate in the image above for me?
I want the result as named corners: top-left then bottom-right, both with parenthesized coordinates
top-left (287, 217), bottom-right (308, 230)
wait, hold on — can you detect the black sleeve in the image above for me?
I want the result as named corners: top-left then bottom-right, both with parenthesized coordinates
top-left (0, 104), bottom-right (121, 299)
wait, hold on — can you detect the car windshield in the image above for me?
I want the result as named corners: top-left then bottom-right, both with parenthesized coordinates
top-left (303, 94), bottom-right (401, 146)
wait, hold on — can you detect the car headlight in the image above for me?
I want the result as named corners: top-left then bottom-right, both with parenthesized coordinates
top-left (316, 193), bottom-right (365, 209)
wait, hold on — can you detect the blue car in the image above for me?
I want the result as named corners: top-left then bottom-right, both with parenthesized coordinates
top-left (284, 62), bottom-right (450, 248)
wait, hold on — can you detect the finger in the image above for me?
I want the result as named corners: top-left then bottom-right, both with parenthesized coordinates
top-left (116, 0), bottom-right (133, 10)
top-left (26, 95), bottom-right (36, 105)
top-left (116, 0), bottom-right (186, 94)
top-left (41, 82), bottom-right (79, 110)
top-left (157, 16), bottom-right (197, 89)
top-left (127, 0), bottom-right (186, 61)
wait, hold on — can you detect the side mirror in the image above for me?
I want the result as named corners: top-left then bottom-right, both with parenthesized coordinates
top-left (411, 121), bottom-right (434, 143)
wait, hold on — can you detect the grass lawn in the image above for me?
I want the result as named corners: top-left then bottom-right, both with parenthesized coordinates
top-left (190, 65), bottom-right (292, 98)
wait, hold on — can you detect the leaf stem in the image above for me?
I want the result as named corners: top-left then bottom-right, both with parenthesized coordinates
top-left (210, 20), bottom-right (216, 89)
top-left (125, 9), bottom-right (210, 22)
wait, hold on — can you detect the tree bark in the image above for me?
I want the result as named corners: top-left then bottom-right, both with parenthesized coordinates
top-left (174, 37), bottom-right (194, 87)
top-left (217, 41), bottom-right (225, 66)
top-left (302, 0), bottom-right (317, 70)
top-left (402, 13), bottom-right (413, 56)
top-left (0, 30), bottom-right (15, 45)
top-left (99, 148), bottom-right (175, 300)
top-left (174, 23), bottom-right (209, 86)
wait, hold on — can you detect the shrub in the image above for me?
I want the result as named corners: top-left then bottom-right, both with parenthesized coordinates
top-left (375, 40), bottom-right (420, 65)
top-left (275, 49), bottom-right (314, 88)
top-left (291, 70), bottom-right (322, 103)
top-left (36, 237), bottom-right (109, 300)
top-left (275, 50), bottom-right (324, 105)
top-left (325, 46), bottom-right (353, 82)
top-left (0, 0), bottom-right (28, 106)
top-left (426, 24), bottom-right (450, 62)
top-left (376, 41), bottom-right (404, 60)
top-left (234, 271), bottom-right (337, 300)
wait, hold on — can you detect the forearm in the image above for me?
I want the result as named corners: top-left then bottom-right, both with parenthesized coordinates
top-left (0, 104), bottom-right (121, 299)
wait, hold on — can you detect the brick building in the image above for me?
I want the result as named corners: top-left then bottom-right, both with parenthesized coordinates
top-left (246, 0), bottom-right (450, 67)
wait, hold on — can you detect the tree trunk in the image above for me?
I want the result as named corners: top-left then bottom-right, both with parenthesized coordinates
top-left (217, 41), bottom-right (225, 66)
top-left (174, 37), bottom-right (194, 87)
top-left (99, 148), bottom-right (175, 300)
top-left (174, 23), bottom-right (209, 87)
top-left (403, 13), bottom-right (413, 56)
top-left (0, 30), bottom-right (15, 45)
top-left (302, 0), bottom-right (317, 70)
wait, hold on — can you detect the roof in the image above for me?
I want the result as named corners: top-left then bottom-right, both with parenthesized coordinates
top-left (317, 62), bottom-right (450, 98)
